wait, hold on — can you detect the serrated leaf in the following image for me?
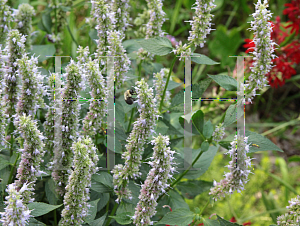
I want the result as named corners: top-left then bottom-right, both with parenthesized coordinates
top-left (176, 180), bottom-right (213, 199)
top-left (84, 198), bottom-right (100, 223)
top-left (110, 212), bottom-right (133, 225)
top-left (89, 213), bottom-right (107, 226)
top-left (219, 130), bottom-right (283, 153)
top-left (45, 178), bottom-right (59, 205)
top-left (192, 110), bottom-right (204, 134)
top-left (0, 157), bottom-right (11, 171)
top-left (28, 218), bottom-right (47, 226)
top-left (29, 45), bottom-right (56, 62)
top-left (223, 101), bottom-right (243, 127)
top-left (137, 37), bottom-right (173, 56)
top-left (203, 120), bottom-right (213, 139)
top-left (192, 78), bottom-right (212, 99)
top-left (179, 116), bottom-right (200, 135)
top-left (170, 89), bottom-right (184, 112)
top-left (191, 53), bottom-right (220, 65)
top-left (28, 202), bottom-right (62, 217)
top-left (217, 215), bottom-right (242, 225)
top-left (155, 208), bottom-right (195, 226)
top-left (208, 74), bottom-right (237, 91)
top-left (168, 189), bottom-right (190, 210)
top-left (92, 172), bottom-right (113, 188)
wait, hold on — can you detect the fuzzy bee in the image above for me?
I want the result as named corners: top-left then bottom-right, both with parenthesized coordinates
top-left (124, 89), bottom-right (137, 105)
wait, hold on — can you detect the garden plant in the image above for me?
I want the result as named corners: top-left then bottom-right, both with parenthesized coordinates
top-left (0, 0), bottom-right (299, 226)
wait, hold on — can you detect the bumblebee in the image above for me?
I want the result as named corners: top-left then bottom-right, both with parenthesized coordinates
top-left (124, 89), bottom-right (137, 105)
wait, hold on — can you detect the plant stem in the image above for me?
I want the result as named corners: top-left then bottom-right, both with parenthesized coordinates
top-left (199, 199), bottom-right (210, 215)
top-left (105, 202), bottom-right (119, 226)
top-left (157, 150), bottom-right (204, 202)
top-left (53, 209), bottom-right (57, 226)
top-left (127, 108), bottom-right (134, 133)
top-left (138, 60), bottom-right (142, 80)
top-left (159, 55), bottom-right (177, 113)
top-left (7, 153), bottom-right (20, 185)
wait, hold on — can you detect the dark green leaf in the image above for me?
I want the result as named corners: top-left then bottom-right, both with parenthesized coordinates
top-left (219, 130), bottom-right (283, 153)
top-left (203, 120), bottom-right (213, 139)
top-left (168, 189), bottom-right (190, 210)
top-left (192, 110), bottom-right (204, 134)
top-left (110, 212), bottom-right (133, 225)
top-left (42, 12), bottom-right (52, 34)
top-left (208, 74), bottom-right (237, 91)
top-left (89, 29), bottom-right (98, 45)
top-left (179, 116), bottom-right (200, 135)
top-left (92, 172), bottom-right (113, 188)
top-left (176, 180), bottom-right (213, 199)
top-left (192, 78), bottom-right (212, 99)
top-left (28, 202), bottom-right (62, 217)
top-left (84, 198), bottom-right (100, 223)
top-left (91, 183), bottom-right (112, 193)
top-left (137, 37), bottom-right (173, 56)
top-left (122, 39), bottom-right (143, 53)
top-left (217, 215), bottom-right (242, 225)
top-left (116, 203), bottom-right (136, 215)
top-left (29, 45), bottom-right (56, 62)
top-left (45, 178), bottom-right (59, 205)
top-left (202, 218), bottom-right (220, 226)
top-left (201, 141), bottom-right (209, 152)
top-left (191, 53), bottom-right (220, 65)
top-left (166, 79), bottom-right (182, 91)
top-left (89, 213), bottom-right (107, 226)
top-left (155, 208), bottom-right (195, 226)
top-left (170, 89), bottom-right (184, 112)
top-left (28, 218), bottom-right (47, 226)
top-left (0, 157), bottom-right (11, 171)
top-left (223, 100), bottom-right (243, 127)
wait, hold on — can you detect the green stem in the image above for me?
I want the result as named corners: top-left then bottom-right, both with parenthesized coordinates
top-left (66, 24), bottom-right (78, 46)
top-left (157, 150), bottom-right (204, 203)
top-left (53, 209), bottom-right (57, 226)
top-left (138, 61), bottom-right (142, 80)
top-left (127, 108), bottom-right (135, 133)
top-left (199, 199), bottom-right (210, 215)
top-left (105, 202), bottom-right (119, 226)
top-left (159, 56), bottom-right (177, 113)
top-left (7, 153), bottom-right (20, 185)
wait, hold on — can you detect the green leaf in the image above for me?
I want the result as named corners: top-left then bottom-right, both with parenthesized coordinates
top-left (208, 25), bottom-right (243, 68)
top-left (261, 192), bottom-right (279, 224)
top-left (28, 202), bottom-right (62, 217)
top-left (168, 189), bottom-right (190, 210)
top-left (28, 218), bottom-right (47, 226)
top-left (166, 79), bottom-right (182, 91)
top-left (176, 180), bottom-right (213, 199)
top-left (89, 213), bottom-right (107, 226)
top-left (0, 157), bottom-right (11, 171)
top-left (45, 178), bottom-right (59, 205)
top-left (208, 74), bottom-right (237, 91)
top-left (203, 120), bottom-right (213, 139)
top-left (202, 218), bottom-right (220, 226)
top-left (155, 208), bottom-right (195, 226)
top-left (91, 182), bottom-right (112, 193)
top-left (92, 172), bottom-right (113, 188)
top-left (223, 100), bottom-right (243, 127)
top-left (156, 120), bottom-right (169, 135)
top-left (184, 145), bottom-right (218, 179)
top-left (110, 212), bottom-right (133, 225)
top-left (122, 39), bottom-right (143, 53)
top-left (137, 37), bottom-right (173, 56)
top-left (29, 45), bottom-right (56, 62)
top-left (219, 130), bottom-right (284, 153)
top-left (192, 110), bottom-right (204, 135)
top-left (179, 116), bottom-right (200, 135)
top-left (192, 78), bottom-right (213, 99)
top-left (201, 141), bottom-right (210, 152)
top-left (84, 198), bottom-right (100, 223)
top-left (217, 215), bottom-right (242, 225)
top-left (89, 29), bottom-right (98, 45)
top-left (42, 12), bottom-right (52, 34)
top-left (191, 53), bottom-right (220, 65)
top-left (116, 202), bottom-right (136, 215)
top-left (170, 89), bottom-right (184, 112)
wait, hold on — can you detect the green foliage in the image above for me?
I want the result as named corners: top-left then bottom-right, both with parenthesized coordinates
top-left (137, 37), bottom-right (173, 56)
top-left (155, 208), bottom-right (195, 226)
top-left (27, 202), bottom-right (62, 217)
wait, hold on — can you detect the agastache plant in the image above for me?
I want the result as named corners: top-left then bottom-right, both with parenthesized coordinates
top-left (277, 195), bottom-right (300, 225)
top-left (0, 183), bottom-right (33, 226)
top-left (0, 0), bottom-right (12, 44)
top-left (212, 123), bottom-right (226, 143)
top-left (145, 0), bottom-right (166, 39)
top-left (13, 113), bottom-right (46, 204)
top-left (52, 60), bottom-right (82, 196)
top-left (245, 0), bottom-right (277, 103)
top-left (3, 29), bottom-right (25, 117)
top-left (16, 55), bottom-right (45, 117)
top-left (15, 3), bottom-right (35, 49)
top-left (59, 136), bottom-right (99, 226)
top-left (133, 134), bottom-right (176, 226)
top-left (76, 46), bottom-right (107, 137)
top-left (209, 131), bottom-right (252, 201)
top-left (112, 78), bottom-right (159, 203)
top-left (111, 0), bottom-right (131, 37)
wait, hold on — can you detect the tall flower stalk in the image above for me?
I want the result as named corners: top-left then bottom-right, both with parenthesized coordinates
top-left (133, 134), bottom-right (176, 226)
top-left (153, 68), bottom-right (171, 108)
top-left (3, 29), bottom-right (26, 118)
top-left (145, 0), bottom-right (166, 39)
top-left (15, 3), bottom-right (35, 49)
top-left (0, 0), bottom-right (12, 44)
top-left (111, 0), bottom-right (130, 38)
top-left (245, 0), bottom-right (277, 103)
top-left (52, 60), bottom-right (82, 196)
top-left (0, 183), bottom-right (33, 226)
top-left (59, 136), bottom-right (99, 226)
top-left (16, 55), bottom-right (45, 117)
top-left (209, 131), bottom-right (252, 201)
top-left (112, 79), bottom-right (159, 203)
top-left (13, 113), bottom-right (46, 204)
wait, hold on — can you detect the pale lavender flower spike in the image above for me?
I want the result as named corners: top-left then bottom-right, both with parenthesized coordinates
top-left (277, 195), bottom-right (300, 225)
top-left (133, 134), bottom-right (177, 226)
top-left (245, 0), bottom-right (277, 103)
top-left (209, 130), bottom-right (253, 201)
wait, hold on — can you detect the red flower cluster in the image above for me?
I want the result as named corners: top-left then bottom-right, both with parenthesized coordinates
top-left (243, 0), bottom-right (300, 88)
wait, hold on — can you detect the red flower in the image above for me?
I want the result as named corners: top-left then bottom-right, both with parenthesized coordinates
top-left (229, 216), bottom-right (252, 225)
top-left (283, 0), bottom-right (300, 34)
top-left (243, 39), bottom-right (255, 53)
